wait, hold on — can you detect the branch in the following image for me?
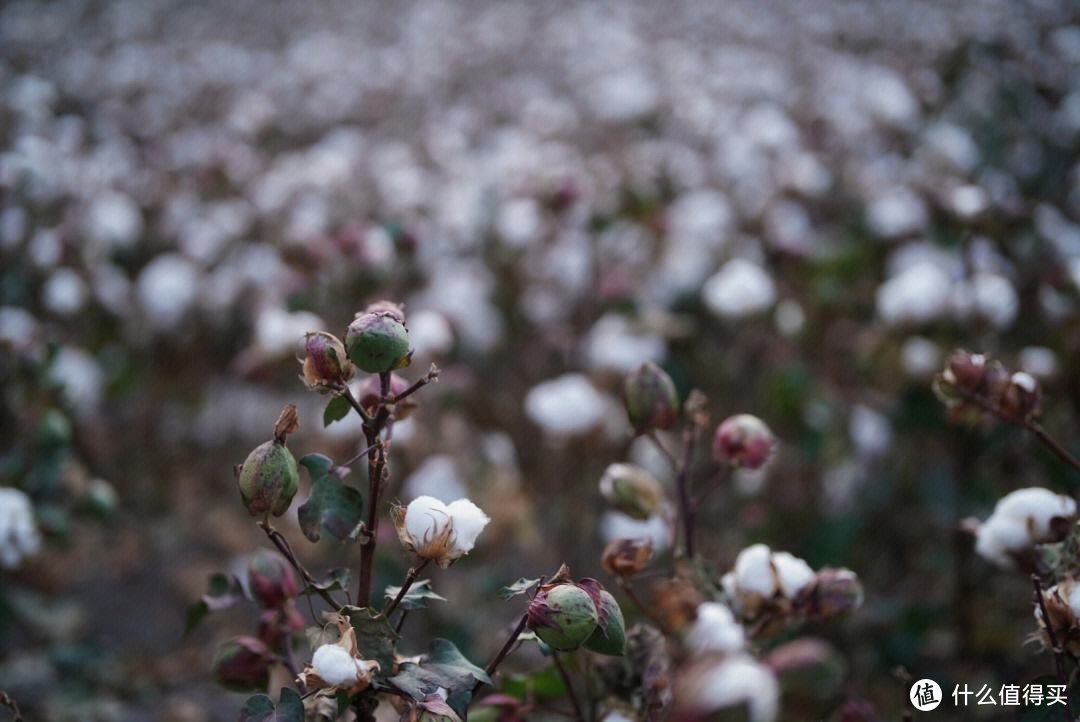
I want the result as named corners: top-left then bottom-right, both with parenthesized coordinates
top-left (953, 389), bottom-right (1080, 472)
top-left (259, 520), bottom-right (342, 610)
top-left (382, 559), bottom-right (430, 618)
top-left (674, 423), bottom-right (700, 558)
top-left (552, 653), bottom-right (585, 722)
top-left (1033, 574), bottom-right (1075, 722)
top-left (473, 574), bottom-right (549, 695)
top-left (393, 364), bottom-right (440, 404)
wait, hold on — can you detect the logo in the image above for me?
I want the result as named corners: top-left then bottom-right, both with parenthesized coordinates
top-left (911, 679), bottom-right (942, 711)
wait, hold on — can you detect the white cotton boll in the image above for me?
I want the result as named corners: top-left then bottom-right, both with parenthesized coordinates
top-left (311, 644), bottom-right (363, 687)
top-left (0, 307), bottom-right (38, 350)
top-left (1020, 347), bottom-right (1058, 379)
top-left (446, 499), bottom-right (490, 554)
top-left (408, 310), bottom-right (454, 359)
top-left (495, 198), bottom-right (544, 247)
top-left (85, 190), bottom-right (143, 250)
top-left (589, 69), bottom-right (658, 123)
top-left (254, 307), bottom-right (324, 359)
top-left (866, 187), bottom-right (927, 239)
top-left (974, 515), bottom-right (1029, 568)
top-left (900, 336), bottom-right (941, 378)
top-left (994, 488), bottom-right (1076, 541)
top-left (524, 374), bottom-right (609, 437)
top-left (693, 656), bottom-right (779, 722)
top-left (924, 123), bottom-right (980, 172)
top-left (137, 254), bottom-right (201, 332)
top-left (773, 299), bottom-right (805, 337)
top-left (404, 496), bottom-right (453, 551)
top-left (48, 347), bottom-right (104, 415)
top-left (771, 551), bottom-right (815, 599)
top-left (848, 405), bottom-right (892, 457)
top-left (734, 544), bottom-right (776, 598)
top-left (584, 314), bottom-right (666, 373)
top-left (600, 511), bottom-right (672, 552)
top-left (967, 274), bottom-right (1019, 329)
top-left (876, 263), bottom-right (952, 326)
top-left (0, 488), bottom-right (41, 570)
top-left (403, 455), bottom-right (467, 503)
top-left (945, 185), bottom-right (989, 220)
top-left (702, 259), bottom-right (776, 319)
top-left (42, 268), bottom-right (88, 316)
top-left (1067, 584), bottom-right (1080, 619)
top-left (685, 602), bottom-right (745, 656)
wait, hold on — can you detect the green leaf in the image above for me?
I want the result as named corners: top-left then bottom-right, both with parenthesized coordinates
top-left (304, 568), bottom-right (352, 596)
top-left (184, 573), bottom-right (244, 636)
top-left (323, 394), bottom-right (351, 427)
top-left (239, 688), bottom-right (304, 722)
top-left (298, 454), bottom-right (364, 543)
top-left (388, 638), bottom-right (491, 717)
top-left (343, 606), bottom-right (400, 674)
top-left (384, 579), bottom-right (447, 611)
top-left (499, 577), bottom-right (541, 600)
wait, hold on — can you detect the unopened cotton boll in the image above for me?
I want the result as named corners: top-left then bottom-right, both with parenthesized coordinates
top-left (702, 258), bottom-right (776, 319)
top-left (975, 487), bottom-right (1077, 568)
top-left (685, 602), bottom-right (745, 656)
top-left (0, 487), bottom-right (41, 570)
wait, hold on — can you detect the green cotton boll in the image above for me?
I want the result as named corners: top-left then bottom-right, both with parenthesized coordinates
top-left (528, 583), bottom-right (600, 651)
top-left (237, 440), bottom-right (299, 517)
top-left (345, 312), bottom-right (411, 373)
top-left (584, 589), bottom-right (626, 655)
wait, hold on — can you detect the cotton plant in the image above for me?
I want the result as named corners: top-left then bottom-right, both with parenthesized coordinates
top-left (195, 300), bottom-right (625, 722)
top-left (583, 362), bottom-right (864, 722)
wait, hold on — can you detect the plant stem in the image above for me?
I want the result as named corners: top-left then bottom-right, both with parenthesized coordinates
top-left (355, 372), bottom-right (394, 607)
top-left (955, 389), bottom-right (1080, 472)
top-left (552, 653), bottom-right (585, 722)
top-left (474, 575), bottom-right (549, 695)
top-left (259, 520), bottom-right (341, 610)
top-left (394, 364), bottom-right (440, 403)
top-left (280, 631), bottom-right (307, 695)
top-left (674, 423), bottom-right (699, 558)
top-left (1032, 574), bottom-right (1075, 722)
top-left (382, 559), bottom-right (430, 617)
top-left (0, 691), bottom-right (23, 722)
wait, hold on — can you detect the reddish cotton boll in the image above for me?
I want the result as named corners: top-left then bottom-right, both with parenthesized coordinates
top-left (998, 371), bottom-right (1041, 423)
top-left (712, 414), bottom-right (775, 469)
top-left (211, 636), bottom-right (273, 692)
top-left (527, 582), bottom-right (600, 651)
top-left (247, 549), bottom-right (300, 608)
top-left (300, 331), bottom-right (353, 392)
top-left (358, 373), bottom-right (416, 418)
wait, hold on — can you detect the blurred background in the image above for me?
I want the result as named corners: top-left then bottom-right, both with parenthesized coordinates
top-left (2, 0), bottom-right (1080, 719)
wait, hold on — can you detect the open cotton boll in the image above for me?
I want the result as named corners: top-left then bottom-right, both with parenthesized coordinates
top-left (772, 551), bottom-right (816, 599)
top-left (702, 258), bottom-right (776, 319)
top-left (685, 602), bottom-right (745, 656)
top-left (992, 487), bottom-right (1076, 541)
top-left (446, 499), bottom-right (490, 554)
top-left (0, 488), bottom-right (41, 570)
top-left (404, 496), bottom-right (453, 555)
top-left (311, 644), bottom-right (364, 687)
top-left (683, 655), bottom-right (779, 722)
top-left (734, 544), bottom-right (777, 597)
top-left (974, 515), bottom-right (1029, 567)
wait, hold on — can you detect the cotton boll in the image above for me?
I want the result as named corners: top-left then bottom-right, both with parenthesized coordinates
top-left (0, 487), bottom-right (41, 570)
top-left (900, 336), bottom-right (941, 378)
top-left (974, 515), bottom-right (1029, 568)
top-left (85, 190), bottom-right (143, 250)
top-left (524, 374), bottom-right (609, 437)
top-left (311, 644), bottom-right (364, 687)
top-left (253, 307), bottom-right (324, 360)
top-left (0, 307), bottom-right (39, 351)
top-left (848, 405), bottom-right (892, 457)
top-left (702, 258), bottom-right (776, 319)
top-left (975, 488), bottom-right (1077, 567)
top-left (954, 274), bottom-right (1018, 329)
top-left (403, 496), bottom-right (453, 555)
top-left (866, 187), bottom-right (926, 239)
top-left (585, 314), bottom-right (666, 373)
top-left (600, 511), bottom-right (672, 552)
top-left (1020, 346), bottom-right (1058, 379)
top-left (677, 656), bottom-right (779, 722)
top-left (136, 254), bottom-right (201, 332)
top-left (994, 488), bottom-right (1076, 541)
top-left (42, 268), bottom-right (87, 316)
top-left (876, 262), bottom-right (952, 326)
top-left (685, 602), bottom-right (745, 656)
top-left (407, 310), bottom-right (454, 359)
top-left (48, 346), bottom-right (104, 415)
top-left (734, 544), bottom-right (776, 598)
top-left (771, 552), bottom-right (815, 599)
top-left (446, 499), bottom-right (490, 554)
top-left (495, 197), bottom-right (544, 247)
top-left (403, 455), bottom-right (467, 502)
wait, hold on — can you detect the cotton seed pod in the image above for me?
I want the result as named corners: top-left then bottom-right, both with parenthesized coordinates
top-left (796, 568), bottom-right (863, 621)
top-left (359, 372), bottom-right (417, 419)
top-left (1034, 580), bottom-right (1080, 657)
top-left (361, 299), bottom-right (406, 324)
top-left (247, 549), bottom-right (300, 608)
top-left (601, 537), bottom-right (655, 578)
top-left (527, 582), bottom-right (600, 651)
top-left (999, 371), bottom-right (1041, 423)
top-left (346, 311), bottom-right (411, 373)
top-left (298, 623), bottom-right (380, 694)
top-left (392, 496), bottom-right (491, 568)
top-left (599, 463), bottom-right (665, 520)
top-left (624, 362), bottom-right (680, 432)
top-left (712, 414), bottom-right (775, 469)
top-left (211, 636), bottom-right (273, 692)
top-left (301, 331), bottom-right (353, 392)
top-left (584, 587), bottom-right (627, 655)
top-left (237, 406), bottom-right (300, 517)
